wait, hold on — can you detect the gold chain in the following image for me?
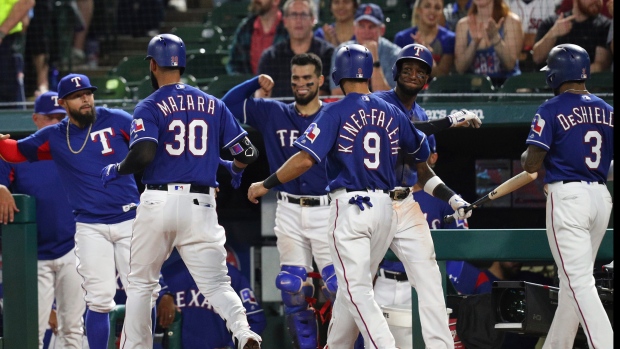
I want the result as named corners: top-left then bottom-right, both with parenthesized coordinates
top-left (66, 121), bottom-right (93, 154)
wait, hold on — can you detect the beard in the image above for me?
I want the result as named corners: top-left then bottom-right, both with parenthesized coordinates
top-left (578, 0), bottom-right (601, 17)
top-left (396, 79), bottom-right (424, 97)
top-left (293, 85), bottom-right (318, 106)
top-left (150, 71), bottom-right (159, 90)
top-left (250, 0), bottom-right (271, 15)
top-left (68, 104), bottom-right (96, 127)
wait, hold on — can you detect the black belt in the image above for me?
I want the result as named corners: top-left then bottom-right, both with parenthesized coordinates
top-left (146, 184), bottom-right (214, 194)
top-left (379, 268), bottom-right (408, 282)
top-left (345, 188), bottom-right (389, 194)
top-left (389, 188), bottom-right (411, 200)
top-left (277, 192), bottom-right (326, 207)
top-left (562, 180), bottom-right (605, 184)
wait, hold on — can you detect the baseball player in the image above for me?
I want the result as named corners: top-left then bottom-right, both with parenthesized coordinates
top-left (100, 33), bottom-right (262, 349)
top-left (157, 250), bottom-right (267, 349)
top-left (0, 74), bottom-right (141, 349)
top-left (247, 43), bottom-right (467, 349)
top-left (356, 44), bottom-right (474, 349)
top-left (0, 91), bottom-right (85, 349)
top-left (521, 44), bottom-right (613, 349)
top-left (221, 53), bottom-right (335, 349)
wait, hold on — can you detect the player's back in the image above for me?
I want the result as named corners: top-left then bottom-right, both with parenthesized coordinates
top-left (296, 93), bottom-right (428, 191)
top-left (533, 93), bottom-right (614, 183)
top-left (131, 84), bottom-right (247, 187)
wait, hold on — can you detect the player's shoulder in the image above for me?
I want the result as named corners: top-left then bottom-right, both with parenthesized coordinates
top-left (97, 106), bottom-right (132, 119)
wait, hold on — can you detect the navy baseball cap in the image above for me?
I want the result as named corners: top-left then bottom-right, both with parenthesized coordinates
top-left (355, 3), bottom-right (384, 25)
top-left (57, 73), bottom-right (98, 99)
top-left (34, 91), bottom-right (66, 115)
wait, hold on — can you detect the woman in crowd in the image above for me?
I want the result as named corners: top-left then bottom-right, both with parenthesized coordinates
top-left (314, 0), bottom-right (358, 46)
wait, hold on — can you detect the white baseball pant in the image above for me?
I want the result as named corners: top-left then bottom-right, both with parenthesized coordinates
top-left (121, 186), bottom-right (256, 349)
top-left (274, 192), bottom-right (332, 272)
top-left (37, 248), bottom-right (85, 349)
top-left (325, 189), bottom-right (397, 349)
top-left (542, 181), bottom-right (613, 349)
top-left (390, 194), bottom-right (453, 349)
top-left (74, 219), bottom-right (132, 313)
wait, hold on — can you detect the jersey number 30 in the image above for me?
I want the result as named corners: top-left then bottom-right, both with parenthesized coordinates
top-left (166, 119), bottom-right (208, 156)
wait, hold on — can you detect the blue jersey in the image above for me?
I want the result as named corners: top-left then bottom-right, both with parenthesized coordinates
top-left (0, 161), bottom-right (75, 260)
top-left (222, 77), bottom-right (328, 195)
top-left (160, 259), bottom-right (266, 349)
top-left (17, 108), bottom-right (139, 224)
top-left (130, 84), bottom-right (247, 187)
top-left (525, 93), bottom-right (614, 183)
top-left (295, 93), bottom-right (429, 191)
top-left (374, 89), bottom-right (429, 186)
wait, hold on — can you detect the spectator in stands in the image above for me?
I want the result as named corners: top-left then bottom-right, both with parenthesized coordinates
top-left (0, 0), bottom-right (34, 107)
top-left (72, 0), bottom-right (93, 64)
top-left (607, 0), bottom-right (613, 67)
top-left (314, 0), bottom-right (359, 46)
top-left (508, 0), bottom-right (557, 72)
top-left (394, 0), bottom-right (456, 76)
top-left (257, 0), bottom-right (334, 98)
top-left (24, 0), bottom-right (53, 97)
top-left (329, 3), bottom-right (401, 95)
top-left (157, 251), bottom-right (267, 349)
top-left (117, 0), bottom-right (165, 38)
top-left (441, 0), bottom-right (472, 31)
top-left (226, 0), bottom-right (289, 75)
top-left (454, 0), bottom-right (523, 87)
top-left (532, 0), bottom-right (612, 72)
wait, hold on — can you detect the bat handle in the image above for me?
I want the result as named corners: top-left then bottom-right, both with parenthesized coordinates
top-left (443, 205), bottom-right (474, 224)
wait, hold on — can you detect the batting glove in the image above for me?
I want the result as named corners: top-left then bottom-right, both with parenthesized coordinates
top-left (219, 158), bottom-right (244, 189)
top-left (101, 163), bottom-right (121, 188)
top-left (349, 195), bottom-right (373, 211)
top-left (448, 109), bottom-right (482, 128)
top-left (449, 194), bottom-right (472, 220)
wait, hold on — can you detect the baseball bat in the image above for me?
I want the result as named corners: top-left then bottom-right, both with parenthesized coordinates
top-left (444, 171), bottom-right (538, 224)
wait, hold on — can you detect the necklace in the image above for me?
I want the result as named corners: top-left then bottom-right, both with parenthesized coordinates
top-left (564, 88), bottom-right (589, 94)
top-left (66, 121), bottom-right (93, 154)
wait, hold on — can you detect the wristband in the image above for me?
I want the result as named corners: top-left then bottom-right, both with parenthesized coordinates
top-left (423, 176), bottom-right (444, 196)
top-left (263, 173), bottom-right (282, 189)
top-left (373, 61), bottom-right (381, 68)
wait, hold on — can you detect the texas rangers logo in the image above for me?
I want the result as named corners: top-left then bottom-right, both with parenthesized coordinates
top-left (71, 76), bottom-right (82, 87)
top-left (240, 288), bottom-right (258, 305)
top-left (364, 5), bottom-right (373, 14)
top-left (304, 123), bottom-right (321, 143)
top-left (130, 119), bottom-right (145, 135)
top-left (531, 114), bottom-right (545, 136)
top-left (171, 56), bottom-right (179, 66)
top-left (51, 95), bottom-right (59, 106)
top-left (413, 46), bottom-right (424, 56)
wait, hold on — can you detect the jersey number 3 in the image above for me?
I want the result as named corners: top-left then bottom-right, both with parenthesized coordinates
top-left (166, 119), bottom-right (208, 156)
top-left (584, 130), bottom-right (602, 169)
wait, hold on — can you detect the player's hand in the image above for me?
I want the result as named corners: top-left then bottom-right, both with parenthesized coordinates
top-left (448, 109), bottom-right (482, 128)
top-left (157, 293), bottom-right (179, 328)
top-left (100, 163), bottom-right (121, 188)
top-left (449, 194), bottom-right (473, 219)
top-left (48, 309), bottom-right (58, 335)
top-left (0, 133), bottom-right (11, 140)
top-left (218, 158), bottom-right (244, 189)
top-left (248, 181), bottom-right (269, 204)
top-left (0, 185), bottom-right (19, 225)
top-left (257, 74), bottom-right (274, 95)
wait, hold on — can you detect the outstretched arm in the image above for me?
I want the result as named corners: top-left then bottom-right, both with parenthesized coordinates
top-left (416, 162), bottom-right (472, 220)
top-left (413, 109), bottom-right (482, 135)
top-left (521, 145), bottom-right (547, 173)
top-left (0, 135), bottom-right (28, 163)
top-left (247, 151), bottom-right (316, 203)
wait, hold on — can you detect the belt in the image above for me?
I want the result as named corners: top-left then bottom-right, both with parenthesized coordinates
top-left (562, 180), bottom-right (605, 185)
top-left (277, 192), bottom-right (328, 207)
top-left (389, 187), bottom-right (411, 200)
top-left (378, 268), bottom-right (408, 282)
top-left (146, 184), bottom-right (215, 194)
top-left (345, 188), bottom-right (389, 194)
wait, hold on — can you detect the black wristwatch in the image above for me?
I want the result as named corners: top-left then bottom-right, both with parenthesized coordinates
top-left (373, 61), bottom-right (381, 68)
